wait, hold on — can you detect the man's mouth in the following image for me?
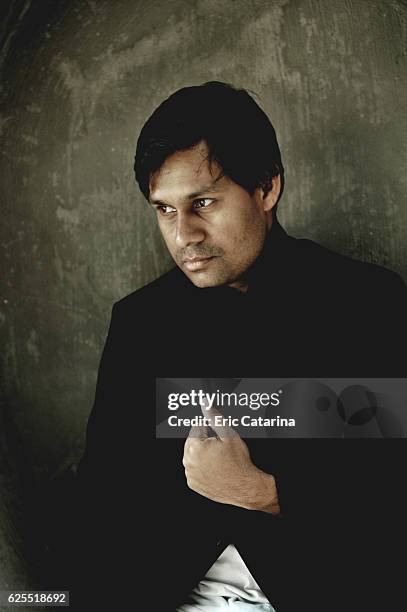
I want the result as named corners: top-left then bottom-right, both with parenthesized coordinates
top-left (183, 256), bottom-right (215, 272)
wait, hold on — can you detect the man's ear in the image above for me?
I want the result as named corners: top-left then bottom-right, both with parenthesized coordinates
top-left (261, 174), bottom-right (281, 212)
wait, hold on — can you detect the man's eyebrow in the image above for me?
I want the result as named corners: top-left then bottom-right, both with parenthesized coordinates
top-left (185, 182), bottom-right (222, 200)
top-left (150, 176), bottom-right (224, 206)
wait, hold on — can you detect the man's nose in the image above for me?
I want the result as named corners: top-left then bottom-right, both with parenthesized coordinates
top-left (175, 212), bottom-right (205, 249)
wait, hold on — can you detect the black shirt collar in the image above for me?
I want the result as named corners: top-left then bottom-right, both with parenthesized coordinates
top-left (244, 219), bottom-right (291, 295)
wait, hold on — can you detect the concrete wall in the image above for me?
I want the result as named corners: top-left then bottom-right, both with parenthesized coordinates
top-left (1, 0), bottom-right (406, 587)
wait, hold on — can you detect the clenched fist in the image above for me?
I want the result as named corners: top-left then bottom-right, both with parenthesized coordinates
top-left (182, 401), bottom-right (280, 515)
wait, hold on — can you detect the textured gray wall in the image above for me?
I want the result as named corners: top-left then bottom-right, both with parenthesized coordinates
top-left (0, 0), bottom-right (406, 589)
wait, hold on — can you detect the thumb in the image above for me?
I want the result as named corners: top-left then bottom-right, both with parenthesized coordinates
top-left (187, 423), bottom-right (209, 440)
top-left (200, 399), bottom-right (239, 440)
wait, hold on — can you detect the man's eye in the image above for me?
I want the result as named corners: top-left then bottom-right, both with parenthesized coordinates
top-left (156, 205), bottom-right (176, 215)
top-left (193, 198), bottom-right (214, 209)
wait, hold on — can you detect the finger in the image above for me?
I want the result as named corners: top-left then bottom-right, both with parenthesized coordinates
top-left (200, 399), bottom-right (239, 440)
top-left (187, 424), bottom-right (209, 440)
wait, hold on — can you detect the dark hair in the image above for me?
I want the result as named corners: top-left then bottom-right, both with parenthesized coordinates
top-left (134, 81), bottom-right (284, 213)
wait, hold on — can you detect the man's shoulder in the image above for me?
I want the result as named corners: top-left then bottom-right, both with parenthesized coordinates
top-left (291, 234), bottom-right (405, 292)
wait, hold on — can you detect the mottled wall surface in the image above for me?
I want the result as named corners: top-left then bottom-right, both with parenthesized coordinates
top-left (0, 0), bottom-right (406, 588)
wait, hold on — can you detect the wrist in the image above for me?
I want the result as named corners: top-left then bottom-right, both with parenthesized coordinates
top-left (249, 469), bottom-right (281, 515)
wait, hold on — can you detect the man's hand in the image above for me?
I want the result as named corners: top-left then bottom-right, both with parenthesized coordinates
top-left (182, 401), bottom-right (280, 515)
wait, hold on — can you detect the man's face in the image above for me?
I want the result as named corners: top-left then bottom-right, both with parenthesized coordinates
top-left (149, 141), bottom-right (279, 289)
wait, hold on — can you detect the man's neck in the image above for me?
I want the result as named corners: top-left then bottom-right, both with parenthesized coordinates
top-left (226, 223), bottom-right (276, 293)
top-left (228, 279), bottom-right (249, 293)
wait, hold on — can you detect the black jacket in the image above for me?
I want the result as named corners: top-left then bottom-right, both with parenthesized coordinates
top-left (72, 221), bottom-right (407, 611)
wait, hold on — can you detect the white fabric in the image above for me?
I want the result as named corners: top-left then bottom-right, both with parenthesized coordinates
top-left (177, 544), bottom-right (274, 611)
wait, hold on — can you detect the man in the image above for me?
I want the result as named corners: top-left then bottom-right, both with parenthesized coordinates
top-left (73, 82), bottom-right (407, 611)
